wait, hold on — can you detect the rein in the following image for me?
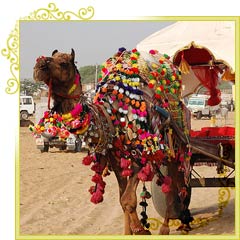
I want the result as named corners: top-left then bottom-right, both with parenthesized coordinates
top-left (48, 79), bottom-right (52, 110)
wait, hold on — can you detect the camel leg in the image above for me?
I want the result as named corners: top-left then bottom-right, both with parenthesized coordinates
top-left (120, 173), bottom-right (151, 235)
top-left (109, 153), bottom-right (132, 235)
top-left (159, 217), bottom-right (170, 235)
top-left (159, 191), bottom-right (173, 235)
top-left (114, 172), bottom-right (132, 234)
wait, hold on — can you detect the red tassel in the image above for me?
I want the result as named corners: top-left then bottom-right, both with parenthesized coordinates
top-left (91, 162), bottom-right (104, 173)
top-left (82, 155), bottom-right (93, 165)
top-left (88, 186), bottom-right (95, 194)
top-left (161, 183), bottom-right (171, 193)
top-left (163, 176), bottom-right (172, 185)
top-left (91, 173), bottom-right (102, 184)
top-left (138, 171), bottom-right (148, 181)
top-left (121, 169), bottom-right (133, 177)
top-left (161, 176), bottom-right (172, 193)
top-left (90, 190), bottom-right (103, 204)
top-left (138, 164), bottom-right (154, 181)
top-left (120, 158), bottom-right (131, 169)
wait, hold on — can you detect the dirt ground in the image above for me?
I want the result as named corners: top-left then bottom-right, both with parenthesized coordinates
top-left (19, 112), bottom-right (235, 235)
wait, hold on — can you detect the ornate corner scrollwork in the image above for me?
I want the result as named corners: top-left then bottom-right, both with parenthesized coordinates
top-left (1, 22), bottom-right (19, 94)
top-left (1, 3), bottom-right (95, 94)
top-left (218, 187), bottom-right (231, 215)
top-left (23, 3), bottom-right (94, 21)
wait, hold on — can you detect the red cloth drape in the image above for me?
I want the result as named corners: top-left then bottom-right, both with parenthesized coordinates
top-left (191, 66), bottom-right (221, 106)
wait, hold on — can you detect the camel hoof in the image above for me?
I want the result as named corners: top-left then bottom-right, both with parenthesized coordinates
top-left (176, 223), bottom-right (192, 232)
top-left (135, 229), bottom-right (151, 235)
top-left (159, 225), bottom-right (170, 235)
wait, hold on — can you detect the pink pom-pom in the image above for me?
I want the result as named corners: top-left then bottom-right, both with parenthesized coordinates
top-left (120, 158), bottom-right (131, 169)
top-left (114, 120), bottom-right (120, 125)
top-left (47, 126), bottom-right (57, 136)
top-left (138, 170), bottom-right (148, 181)
top-left (163, 176), bottom-right (172, 185)
top-left (149, 49), bottom-right (158, 55)
top-left (142, 163), bottom-right (150, 174)
top-left (111, 96), bottom-right (116, 101)
top-left (187, 151), bottom-right (192, 157)
top-left (141, 157), bottom-right (147, 165)
top-left (179, 155), bottom-right (185, 162)
top-left (138, 164), bottom-right (154, 181)
top-left (43, 111), bottom-right (50, 118)
top-left (121, 169), bottom-right (133, 177)
top-left (118, 101), bottom-right (123, 107)
top-left (132, 109), bottom-right (137, 114)
top-left (71, 103), bottom-right (83, 118)
top-left (161, 183), bottom-right (171, 193)
top-left (71, 119), bottom-right (81, 129)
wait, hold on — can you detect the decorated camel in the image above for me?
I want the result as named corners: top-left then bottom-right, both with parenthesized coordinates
top-left (31, 48), bottom-right (202, 235)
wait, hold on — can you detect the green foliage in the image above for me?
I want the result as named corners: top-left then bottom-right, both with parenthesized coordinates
top-left (78, 65), bottom-right (101, 84)
top-left (218, 81), bottom-right (232, 89)
top-left (20, 78), bottom-right (46, 96)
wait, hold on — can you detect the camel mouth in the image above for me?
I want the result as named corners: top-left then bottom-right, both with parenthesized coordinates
top-left (38, 65), bottom-right (49, 71)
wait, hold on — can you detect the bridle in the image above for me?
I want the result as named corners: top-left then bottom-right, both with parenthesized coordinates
top-left (47, 72), bottom-right (81, 110)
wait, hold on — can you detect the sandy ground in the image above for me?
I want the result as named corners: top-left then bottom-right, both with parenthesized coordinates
top-left (19, 112), bottom-right (235, 235)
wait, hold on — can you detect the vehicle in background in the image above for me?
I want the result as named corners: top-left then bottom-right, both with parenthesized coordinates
top-left (33, 98), bottom-right (85, 153)
top-left (187, 95), bottom-right (211, 119)
top-left (35, 133), bottom-right (83, 153)
top-left (20, 95), bottom-right (36, 120)
top-left (220, 99), bottom-right (235, 111)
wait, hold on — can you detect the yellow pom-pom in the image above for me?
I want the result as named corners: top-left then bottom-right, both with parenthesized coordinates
top-left (132, 63), bottom-right (138, 68)
top-left (151, 63), bottom-right (158, 69)
top-left (115, 76), bottom-right (121, 81)
top-left (109, 74), bottom-right (114, 80)
top-left (170, 88), bottom-right (176, 94)
top-left (153, 136), bottom-right (158, 142)
top-left (116, 63), bottom-right (122, 70)
top-left (150, 79), bottom-right (156, 85)
top-left (62, 113), bottom-right (72, 120)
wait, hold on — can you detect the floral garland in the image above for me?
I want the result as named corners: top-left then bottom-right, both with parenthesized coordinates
top-left (29, 103), bottom-right (90, 140)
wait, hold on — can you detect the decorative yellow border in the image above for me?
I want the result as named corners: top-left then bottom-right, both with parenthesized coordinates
top-left (1, 22), bottom-right (19, 94)
top-left (1, 3), bottom-right (239, 240)
top-left (1, 3), bottom-right (94, 94)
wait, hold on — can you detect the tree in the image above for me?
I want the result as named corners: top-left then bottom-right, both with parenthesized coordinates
top-left (78, 65), bottom-right (101, 84)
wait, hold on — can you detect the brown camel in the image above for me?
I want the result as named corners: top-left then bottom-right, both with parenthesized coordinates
top-left (33, 48), bottom-right (193, 235)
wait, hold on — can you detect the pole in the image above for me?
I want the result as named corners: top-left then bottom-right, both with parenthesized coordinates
top-left (95, 64), bottom-right (98, 88)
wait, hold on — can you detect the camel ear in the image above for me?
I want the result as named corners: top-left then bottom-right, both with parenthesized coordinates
top-left (52, 49), bottom-right (58, 56)
top-left (71, 48), bottom-right (75, 62)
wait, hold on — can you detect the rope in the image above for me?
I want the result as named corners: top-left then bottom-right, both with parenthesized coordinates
top-left (48, 79), bottom-right (52, 110)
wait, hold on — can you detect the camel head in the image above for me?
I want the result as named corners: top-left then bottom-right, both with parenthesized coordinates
top-left (33, 49), bottom-right (83, 113)
top-left (33, 49), bottom-right (76, 87)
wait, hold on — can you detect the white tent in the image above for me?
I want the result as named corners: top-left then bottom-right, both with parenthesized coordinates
top-left (137, 21), bottom-right (235, 69)
top-left (137, 21), bottom-right (235, 99)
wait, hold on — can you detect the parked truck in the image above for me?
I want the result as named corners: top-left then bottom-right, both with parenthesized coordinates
top-left (20, 95), bottom-right (36, 120)
top-left (187, 95), bottom-right (211, 119)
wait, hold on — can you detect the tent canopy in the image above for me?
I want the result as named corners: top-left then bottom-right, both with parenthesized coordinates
top-left (137, 21), bottom-right (235, 103)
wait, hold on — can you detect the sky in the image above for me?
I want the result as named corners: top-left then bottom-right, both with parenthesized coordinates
top-left (19, 21), bottom-right (174, 79)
